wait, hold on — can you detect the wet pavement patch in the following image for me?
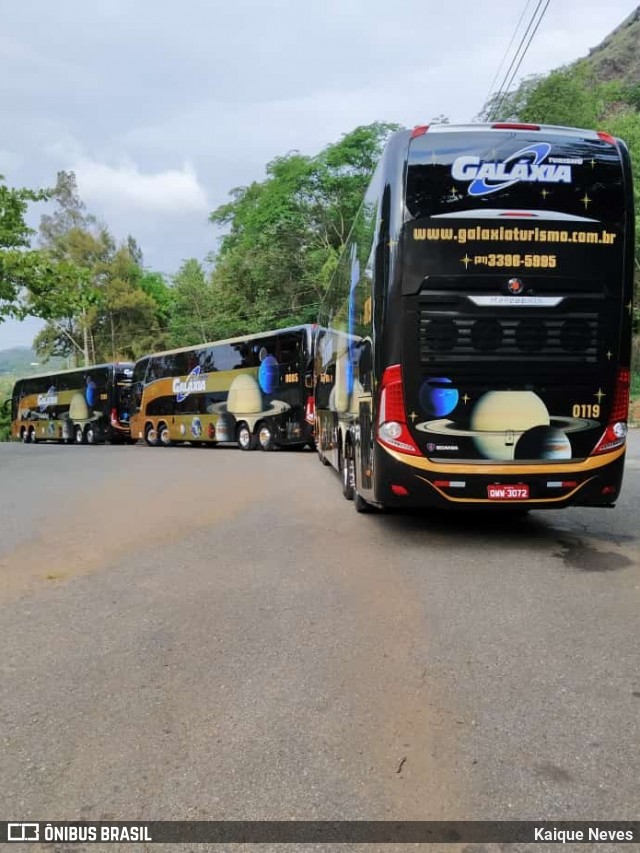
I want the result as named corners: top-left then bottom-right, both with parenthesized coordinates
top-left (532, 761), bottom-right (573, 783)
top-left (555, 536), bottom-right (634, 572)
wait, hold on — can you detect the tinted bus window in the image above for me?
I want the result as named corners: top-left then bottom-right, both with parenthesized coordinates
top-left (406, 131), bottom-right (625, 222)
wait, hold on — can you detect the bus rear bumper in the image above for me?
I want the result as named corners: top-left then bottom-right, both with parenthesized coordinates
top-left (375, 445), bottom-right (626, 510)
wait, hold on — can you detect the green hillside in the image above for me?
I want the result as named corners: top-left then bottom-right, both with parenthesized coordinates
top-left (584, 6), bottom-right (640, 85)
top-left (0, 347), bottom-right (64, 377)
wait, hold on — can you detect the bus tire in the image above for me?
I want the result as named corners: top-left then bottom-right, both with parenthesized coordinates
top-left (145, 423), bottom-right (159, 447)
top-left (237, 422), bottom-right (257, 451)
top-left (257, 422), bottom-right (275, 452)
top-left (74, 425), bottom-right (86, 445)
top-left (341, 445), bottom-right (355, 501)
top-left (29, 426), bottom-right (37, 444)
top-left (85, 424), bottom-right (97, 445)
top-left (158, 423), bottom-right (172, 447)
top-left (21, 427), bottom-right (30, 444)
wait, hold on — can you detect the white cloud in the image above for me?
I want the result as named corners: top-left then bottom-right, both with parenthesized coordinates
top-left (73, 159), bottom-right (209, 215)
top-left (0, 148), bottom-right (23, 174)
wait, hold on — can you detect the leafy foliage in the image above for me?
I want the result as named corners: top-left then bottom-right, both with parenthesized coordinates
top-left (0, 376), bottom-right (10, 441)
top-left (34, 172), bottom-right (172, 365)
top-left (0, 176), bottom-right (55, 320)
top-left (5, 125), bottom-right (399, 369)
top-left (169, 259), bottom-right (218, 345)
top-left (206, 122), bottom-right (400, 339)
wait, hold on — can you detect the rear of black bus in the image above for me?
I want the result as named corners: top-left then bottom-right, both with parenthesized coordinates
top-left (108, 363), bottom-right (135, 442)
top-left (376, 124), bottom-right (634, 510)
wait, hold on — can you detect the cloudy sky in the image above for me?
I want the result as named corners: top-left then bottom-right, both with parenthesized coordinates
top-left (0, 0), bottom-right (637, 348)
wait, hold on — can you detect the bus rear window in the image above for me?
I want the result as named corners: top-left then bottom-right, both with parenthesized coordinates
top-left (406, 130), bottom-right (624, 224)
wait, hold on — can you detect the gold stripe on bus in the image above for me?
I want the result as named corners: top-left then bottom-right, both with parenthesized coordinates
top-left (417, 476), bottom-right (595, 504)
top-left (381, 444), bottom-right (625, 475)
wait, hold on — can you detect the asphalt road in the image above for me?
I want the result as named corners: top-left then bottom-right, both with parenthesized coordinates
top-left (0, 435), bottom-right (639, 851)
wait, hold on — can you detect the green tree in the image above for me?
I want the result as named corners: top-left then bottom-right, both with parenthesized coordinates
top-left (208, 122), bottom-right (399, 337)
top-left (35, 171), bottom-right (171, 364)
top-left (35, 172), bottom-right (104, 363)
top-left (169, 259), bottom-right (219, 345)
top-left (89, 247), bottom-right (172, 361)
top-left (0, 377), bottom-right (11, 441)
top-left (0, 175), bottom-right (68, 322)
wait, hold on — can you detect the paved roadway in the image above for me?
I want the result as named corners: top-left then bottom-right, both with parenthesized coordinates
top-left (0, 434), bottom-right (639, 851)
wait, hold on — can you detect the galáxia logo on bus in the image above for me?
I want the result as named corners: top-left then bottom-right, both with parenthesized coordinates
top-left (37, 392), bottom-right (58, 409)
top-left (451, 143), bottom-right (574, 196)
top-left (173, 365), bottom-right (206, 402)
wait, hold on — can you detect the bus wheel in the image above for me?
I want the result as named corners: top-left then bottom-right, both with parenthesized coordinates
top-left (28, 426), bottom-right (36, 444)
top-left (237, 423), bottom-right (257, 451)
top-left (158, 423), bottom-right (172, 447)
top-left (341, 446), bottom-right (355, 501)
top-left (74, 425), bottom-right (86, 445)
top-left (144, 424), bottom-right (159, 447)
top-left (257, 423), bottom-right (275, 452)
top-left (85, 425), bottom-right (97, 444)
top-left (21, 427), bottom-right (30, 444)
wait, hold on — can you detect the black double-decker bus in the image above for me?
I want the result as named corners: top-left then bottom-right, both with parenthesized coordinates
top-left (9, 362), bottom-right (134, 444)
top-left (130, 325), bottom-right (315, 450)
top-left (315, 123), bottom-right (634, 511)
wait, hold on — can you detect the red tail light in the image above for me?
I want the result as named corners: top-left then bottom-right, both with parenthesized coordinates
top-left (110, 408), bottom-right (119, 426)
top-left (391, 484), bottom-right (409, 496)
top-left (305, 395), bottom-right (316, 424)
top-left (591, 368), bottom-right (630, 455)
top-left (610, 367), bottom-right (630, 422)
top-left (410, 125), bottom-right (429, 139)
top-left (492, 122), bottom-right (540, 130)
top-left (377, 365), bottom-right (421, 456)
top-left (597, 131), bottom-right (617, 146)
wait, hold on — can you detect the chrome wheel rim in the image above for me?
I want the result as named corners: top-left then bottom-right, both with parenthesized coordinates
top-left (259, 426), bottom-right (271, 448)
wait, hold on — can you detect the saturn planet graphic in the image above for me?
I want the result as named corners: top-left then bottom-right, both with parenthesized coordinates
top-left (68, 392), bottom-right (90, 421)
top-left (415, 389), bottom-right (594, 461)
top-left (208, 373), bottom-right (290, 431)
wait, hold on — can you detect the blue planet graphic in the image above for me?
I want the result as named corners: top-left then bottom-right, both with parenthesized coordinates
top-left (258, 355), bottom-right (279, 394)
top-left (419, 377), bottom-right (459, 417)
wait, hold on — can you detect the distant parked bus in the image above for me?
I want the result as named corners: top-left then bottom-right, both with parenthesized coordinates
top-left (130, 326), bottom-right (315, 450)
top-left (9, 362), bottom-right (134, 444)
top-left (316, 123), bottom-right (634, 511)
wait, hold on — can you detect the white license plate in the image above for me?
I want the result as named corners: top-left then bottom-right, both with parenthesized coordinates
top-left (487, 484), bottom-right (530, 500)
